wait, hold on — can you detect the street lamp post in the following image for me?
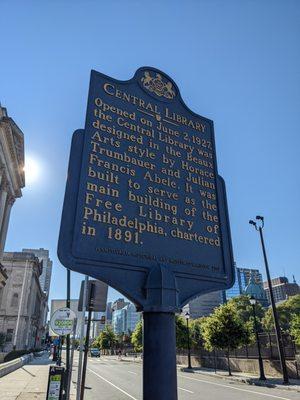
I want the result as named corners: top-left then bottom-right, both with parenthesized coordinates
top-left (249, 216), bottom-right (289, 384)
top-left (185, 312), bottom-right (192, 369)
top-left (249, 296), bottom-right (266, 380)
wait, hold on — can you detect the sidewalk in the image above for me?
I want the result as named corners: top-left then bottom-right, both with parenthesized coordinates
top-left (179, 365), bottom-right (300, 393)
top-left (0, 352), bottom-right (76, 400)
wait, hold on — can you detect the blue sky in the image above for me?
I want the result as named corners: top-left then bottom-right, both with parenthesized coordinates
top-left (1, 1), bottom-right (299, 305)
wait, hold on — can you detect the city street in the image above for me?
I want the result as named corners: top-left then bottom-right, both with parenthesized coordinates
top-left (78, 356), bottom-right (300, 400)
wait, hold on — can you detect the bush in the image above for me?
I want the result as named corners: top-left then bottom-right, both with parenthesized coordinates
top-left (4, 350), bottom-right (31, 362)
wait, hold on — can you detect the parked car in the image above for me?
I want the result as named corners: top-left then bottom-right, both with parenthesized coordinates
top-left (89, 348), bottom-right (100, 357)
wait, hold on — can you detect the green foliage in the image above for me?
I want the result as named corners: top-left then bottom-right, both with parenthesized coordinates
top-left (262, 294), bottom-right (300, 332)
top-left (91, 339), bottom-right (100, 349)
top-left (176, 316), bottom-right (189, 349)
top-left (131, 316), bottom-right (198, 352)
top-left (0, 332), bottom-right (6, 350)
top-left (190, 318), bottom-right (204, 349)
top-left (201, 303), bottom-right (252, 352)
top-left (131, 320), bottom-right (143, 352)
top-left (228, 295), bottom-right (265, 332)
top-left (290, 314), bottom-right (300, 345)
top-left (95, 326), bottom-right (116, 350)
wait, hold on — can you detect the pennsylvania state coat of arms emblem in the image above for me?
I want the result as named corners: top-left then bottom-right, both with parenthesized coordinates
top-left (141, 71), bottom-right (175, 99)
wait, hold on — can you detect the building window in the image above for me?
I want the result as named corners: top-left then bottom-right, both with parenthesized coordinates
top-left (6, 329), bottom-right (13, 342)
top-left (11, 293), bottom-right (19, 307)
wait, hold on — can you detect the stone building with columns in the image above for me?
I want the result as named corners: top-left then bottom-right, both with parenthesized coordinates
top-left (0, 252), bottom-right (47, 351)
top-left (0, 106), bottom-right (25, 263)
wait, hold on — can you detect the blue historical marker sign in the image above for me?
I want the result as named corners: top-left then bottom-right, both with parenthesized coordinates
top-left (58, 67), bottom-right (234, 311)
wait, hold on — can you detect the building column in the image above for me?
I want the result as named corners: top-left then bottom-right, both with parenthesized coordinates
top-left (0, 196), bottom-right (15, 257)
top-left (0, 180), bottom-right (8, 233)
top-left (0, 165), bottom-right (5, 186)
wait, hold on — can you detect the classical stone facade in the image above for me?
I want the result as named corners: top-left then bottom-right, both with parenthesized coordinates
top-left (0, 106), bottom-right (25, 263)
top-left (22, 248), bottom-right (53, 326)
top-left (0, 252), bottom-right (47, 351)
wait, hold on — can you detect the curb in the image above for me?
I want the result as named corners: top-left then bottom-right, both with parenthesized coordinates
top-left (179, 367), bottom-right (300, 393)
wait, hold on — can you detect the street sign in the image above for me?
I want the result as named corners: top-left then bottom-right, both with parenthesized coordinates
top-left (78, 279), bottom-right (108, 312)
top-left (58, 67), bottom-right (234, 310)
top-left (46, 366), bottom-right (64, 400)
top-left (50, 307), bottom-right (76, 336)
top-left (58, 67), bottom-right (235, 400)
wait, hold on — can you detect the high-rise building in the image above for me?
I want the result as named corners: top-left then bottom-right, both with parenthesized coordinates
top-left (112, 308), bottom-right (126, 334)
top-left (111, 302), bottom-right (141, 334)
top-left (111, 298), bottom-right (129, 311)
top-left (226, 266), bottom-right (265, 300)
top-left (106, 301), bottom-right (112, 322)
top-left (244, 274), bottom-right (269, 307)
top-left (182, 291), bottom-right (223, 319)
top-left (226, 263), bottom-right (241, 299)
top-left (124, 303), bottom-right (141, 333)
top-left (22, 248), bottom-right (52, 298)
top-left (239, 268), bottom-right (263, 290)
top-left (263, 277), bottom-right (300, 303)
top-left (0, 252), bottom-right (47, 351)
top-left (0, 106), bottom-right (25, 262)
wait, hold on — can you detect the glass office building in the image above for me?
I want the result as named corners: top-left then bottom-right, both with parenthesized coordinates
top-left (111, 303), bottom-right (141, 334)
top-left (226, 265), bottom-right (264, 301)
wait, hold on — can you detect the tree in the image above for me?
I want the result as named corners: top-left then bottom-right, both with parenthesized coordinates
top-left (0, 332), bottom-right (6, 351)
top-left (131, 316), bottom-right (195, 352)
top-left (201, 303), bottom-right (252, 375)
top-left (262, 294), bottom-right (300, 332)
top-left (97, 326), bottom-right (116, 353)
top-left (190, 318), bottom-right (204, 349)
top-left (290, 314), bottom-right (300, 346)
top-left (175, 316), bottom-right (189, 349)
top-left (228, 295), bottom-right (265, 332)
top-left (131, 320), bottom-right (143, 352)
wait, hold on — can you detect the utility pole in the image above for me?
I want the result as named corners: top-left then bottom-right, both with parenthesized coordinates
top-left (185, 312), bottom-right (192, 369)
top-left (249, 216), bottom-right (289, 384)
top-left (249, 296), bottom-right (266, 380)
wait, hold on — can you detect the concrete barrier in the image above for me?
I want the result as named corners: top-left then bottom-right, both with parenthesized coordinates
top-left (0, 353), bottom-right (33, 378)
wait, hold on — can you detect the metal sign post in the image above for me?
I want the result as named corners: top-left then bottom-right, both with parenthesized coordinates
top-left (76, 276), bottom-right (88, 400)
top-left (65, 318), bottom-right (77, 400)
top-left (58, 67), bottom-right (235, 399)
top-left (79, 282), bottom-right (94, 400)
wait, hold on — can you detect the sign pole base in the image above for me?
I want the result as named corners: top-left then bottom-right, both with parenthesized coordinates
top-left (143, 312), bottom-right (177, 400)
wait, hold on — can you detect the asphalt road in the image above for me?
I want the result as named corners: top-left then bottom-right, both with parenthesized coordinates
top-left (77, 356), bottom-right (299, 400)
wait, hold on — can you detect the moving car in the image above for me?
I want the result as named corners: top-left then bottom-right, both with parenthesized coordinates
top-left (89, 348), bottom-right (100, 357)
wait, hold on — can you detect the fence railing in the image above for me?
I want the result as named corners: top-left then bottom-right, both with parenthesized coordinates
top-left (178, 333), bottom-right (298, 361)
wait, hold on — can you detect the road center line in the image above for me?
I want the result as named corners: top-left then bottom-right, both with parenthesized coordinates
top-left (178, 386), bottom-right (194, 393)
top-left (88, 368), bottom-right (138, 400)
top-left (178, 374), bottom-right (293, 400)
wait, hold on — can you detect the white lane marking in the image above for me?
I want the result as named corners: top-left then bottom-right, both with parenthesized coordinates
top-left (128, 371), bottom-right (138, 375)
top-left (88, 368), bottom-right (138, 400)
top-left (178, 386), bottom-right (194, 393)
top-left (178, 374), bottom-right (293, 400)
